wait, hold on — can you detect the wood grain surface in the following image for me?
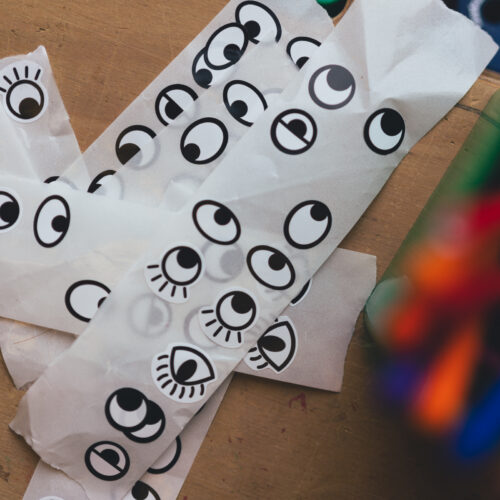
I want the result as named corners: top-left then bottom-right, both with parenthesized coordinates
top-left (0, 1), bottom-right (499, 499)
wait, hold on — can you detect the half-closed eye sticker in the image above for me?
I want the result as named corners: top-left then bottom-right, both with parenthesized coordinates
top-left (247, 245), bottom-right (295, 290)
top-left (33, 195), bottom-right (70, 248)
top-left (155, 84), bottom-right (198, 126)
top-left (0, 189), bottom-right (21, 232)
top-left (181, 118), bottom-right (228, 165)
top-left (308, 64), bottom-right (356, 110)
top-left (270, 109), bottom-right (317, 155)
top-left (87, 170), bottom-right (123, 199)
top-left (148, 436), bottom-right (182, 474)
top-left (223, 80), bottom-right (267, 127)
top-left (125, 481), bottom-right (161, 500)
top-left (85, 441), bottom-right (130, 481)
top-left (235, 1), bottom-right (282, 44)
top-left (364, 108), bottom-right (405, 155)
top-left (192, 48), bottom-right (235, 89)
top-left (204, 23), bottom-right (248, 69)
top-left (65, 279), bottom-right (111, 323)
top-left (129, 293), bottom-right (171, 338)
top-left (192, 200), bottom-right (241, 245)
top-left (286, 36), bottom-right (321, 69)
top-left (115, 125), bottom-right (157, 168)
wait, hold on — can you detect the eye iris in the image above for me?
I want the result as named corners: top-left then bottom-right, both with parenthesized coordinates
top-left (117, 143), bottom-right (140, 164)
top-left (101, 449), bottom-right (120, 466)
top-left (132, 481), bottom-right (149, 498)
top-left (288, 119), bottom-right (307, 138)
top-left (51, 215), bottom-right (68, 233)
top-left (229, 100), bottom-right (248, 119)
top-left (214, 206), bottom-right (232, 225)
top-left (260, 335), bottom-right (286, 352)
top-left (243, 20), bottom-right (260, 39)
top-left (175, 359), bottom-right (198, 383)
top-left (183, 143), bottom-right (201, 162)
top-left (0, 200), bottom-right (19, 224)
top-left (327, 66), bottom-right (353, 92)
top-left (310, 202), bottom-right (329, 222)
top-left (19, 96), bottom-right (42, 119)
top-left (177, 247), bottom-right (200, 269)
top-left (296, 57), bottom-right (308, 69)
top-left (223, 44), bottom-right (242, 63)
top-left (116, 388), bottom-right (143, 411)
top-left (268, 253), bottom-right (285, 271)
top-left (381, 110), bottom-right (404, 136)
top-left (231, 292), bottom-right (253, 314)
top-left (165, 100), bottom-right (183, 120)
top-left (195, 68), bottom-right (212, 87)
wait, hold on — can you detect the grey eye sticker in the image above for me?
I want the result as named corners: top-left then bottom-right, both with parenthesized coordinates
top-left (147, 435), bottom-right (182, 474)
top-left (84, 441), bottom-right (130, 481)
top-left (155, 84), bottom-right (198, 126)
top-left (223, 80), bottom-right (267, 126)
top-left (33, 195), bottom-right (70, 248)
top-left (204, 241), bottom-right (245, 283)
top-left (235, 1), bottom-right (282, 44)
top-left (199, 287), bottom-right (259, 348)
top-left (115, 125), bottom-right (157, 168)
top-left (0, 188), bottom-right (21, 232)
top-left (308, 64), bottom-right (356, 110)
top-left (125, 481), bottom-right (161, 500)
top-left (192, 200), bottom-right (241, 245)
top-left (65, 279), bottom-right (111, 323)
top-left (181, 117), bottom-right (229, 164)
top-left (129, 293), bottom-right (171, 338)
top-left (0, 60), bottom-right (47, 122)
top-left (152, 343), bottom-right (217, 403)
top-left (364, 108), bottom-right (405, 155)
top-left (270, 109), bottom-right (317, 155)
top-left (204, 23), bottom-right (248, 69)
top-left (286, 36), bottom-right (321, 69)
top-left (247, 245), bottom-right (295, 290)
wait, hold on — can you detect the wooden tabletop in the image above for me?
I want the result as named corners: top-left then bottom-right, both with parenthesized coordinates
top-left (1, 1), bottom-right (500, 499)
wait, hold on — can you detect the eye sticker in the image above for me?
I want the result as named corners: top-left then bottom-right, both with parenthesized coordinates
top-left (192, 48), bottom-right (235, 89)
top-left (115, 125), bottom-right (157, 168)
top-left (308, 64), bottom-right (356, 110)
top-left (247, 245), bottom-right (295, 290)
top-left (148, 436), bottom-right (182, 474)
top-left (223, 80), bottom-right (267, 127)
top-left (203, 242), bottom-right (245, 283)
top-left (364, 108), bottom-right (405, 155)
top-left (204, 23), bottom-right (248, 69)
top-left (180, 118), bottom-right (228, 165)
top-left (87, 170), bottom-right (123, 199)
top-left (33, 195), bottom-right (70, 248)
top-left (286, 36), bottom-right (321, 69)
top-left (65, 279), bottom-right (111, 323)
top-left (105, 388), bottom-right (165, 443)
top-left (199, 287), bottom-right (259, 348)
top-left (155, 84), bottom-right (198, 126)
top-left (129, 293), bottom-right (171, 338)
top-left (290, 278), bottom-right (312, 306)
top-left (40, 497), bottom-right (65, 500)
top-left (84, 441), bottom-right (130, 481)
top-left (284, 200), bottom-right (332, 249)
top-left (244, 316), bottom-right (297, 373)
top-left (270, 109), bottom-right (317, 155)
top-left (193, 200), bottom-right (241, 245)
top-left (125, 481), bottom-right (161, 500)
top-left (0, 61), bottom-right (47, 122)
top-left (145, 244), bottom-right (204, 303)
top-left (0, 189), bottom-right (21, 232)
top-left (235, 1), bottom-right (282, 44)
top-left (152, 343), bottom-right (217, 403)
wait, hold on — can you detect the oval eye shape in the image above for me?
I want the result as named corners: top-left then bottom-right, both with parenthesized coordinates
top-left (193, 200), bottom-right (241, 245)
top-left (85, 441), bottom-right (130, 481)
top-left (33, 195), bottom-right (70, 248)
top-left (126, 481), bottom-right (161, 500)
top-left (181, 118), bottom-right (228, 165)
top-left (170, 345), bottom-right (216, 385)
top-left (235, 1), bottom-right (282, 43)
top-left (216, 289), bottom-right (258, 330)
top-left (308, 64), bottom-right (356, 110)
top-left (148, 436), bottom-right (182, 474)
top-left (0, 189), bottom-right (21, 232)
top-left (88, 170), bottom-right (122, 199)
top-left (247, 245), bottom-right (295, 290)
top-left (284, 200), bottom-right (332, 249)
top-left (364, 108), bottom-right (405, 155)
top-left (204, 23), bottom-right (248, 70)
top-left (124, 400), bottom-right (165, 443)
top-left (161, 246), bottom-right (204, 286)
top-left (65, 280), bottom-right (110, 322)
top-left (105, 388), bottom-right (148, 431)
top-left (155, 84), bottom-right (198, 126)
top-left (223, 80), bottom-right (267, 126)
top-left (286, 36), bottom-right (321, 69)
top-left (115, 125), bottom-right (157, 167)
top-left (192, 48), bottom-right (235, 89)
top-left (270, 109), bottom-right (317, 155)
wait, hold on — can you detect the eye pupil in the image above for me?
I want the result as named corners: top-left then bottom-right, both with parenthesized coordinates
top-left (117, 143), bottom-right (141, 165)
top-left (296, 57), bottom-right (308, 69)
top-left (19, 97), bottom-right (42, 119)
top-left (97, 296), bottom-right (106, 308)
top-left (243, 20), bottom-right (260, 39)
top-left (229, 100), bottom-right (248, 119)
top-left (327, 66), bottom-right (354, 92)
top-left (195, 68), bottom-right (213, 87)
top-left (310, 202), bottom-right (329, 222)
top-left (223, 44), bottom-right (242, 63)
top-left (288, 119), bottom-right (307, 139)
top-left (175, 359), bottom-right (198, 383)
top-left (260, 335), bottom-right (286, 352)
top-left (183, 143), bottom-right (201, 162)
top-left (269, 253), bottom-right (285, 271)
top-left (165, 100), bottom-right (183, 120)
top-left (214, 206), bottom-right (232, 225)
top-left (101, 449), bottom-right (120, 466)
top-left (131, 481), bottom-right (149, 499)
top-left (231, 292), bottom-right (253, 314)
top-left (177, 247), bottom-right (200, 269)
top-left (116, 388), bottom-right (143, 411)
top-left (0, 200), bottom-right (19, 224)
top-left (51, 215), bottom-right (68, 233)
top-left (381, 110), bottom-right (404, 136)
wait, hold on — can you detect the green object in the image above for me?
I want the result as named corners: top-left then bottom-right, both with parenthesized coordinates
top-left (316, 0), bottom-right (347, 17)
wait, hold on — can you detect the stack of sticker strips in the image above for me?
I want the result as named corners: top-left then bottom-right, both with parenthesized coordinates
top-left (0, 0), bottom-right (496, 499)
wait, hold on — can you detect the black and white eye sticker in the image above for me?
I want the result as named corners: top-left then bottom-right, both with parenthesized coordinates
top-left (181, 118), bottom-right (228, 165)
top-left (204, 23), bottom-right (248, 70)
top-left (33, 195), bottom-right (70, 248)
top-left (145, 244), bottom-right (204, 303)
top-left (115, 125), bottom-right (157, 168)
top-left (364, 108), bottom-right (405, 155)
top-left (247, 245), bottom-right (295, 290)
top-left (309, 65), bottom-right (356, 110)
top-left (87, 170), bottom-right (123, 199)
top-left (0, 189), bottom-right (21, 232)
top-left (152, 343), bottom-right (217, 403)
top-left (193, 200), bottom-right (241, 245)
top-left (192, 48), bottom-right (235, 89)
top-left (204, 241), bottom-right (245, 283)
top-left (284, 200), bottom-right (332, 249)
top-left (244, 316), bottom-right (297, 373)
top-left (0, 61), bottom-right (47, 122)
top-left (223, 80), bottom-right (267, 127)
top-left (148, 436), bottom-right (182, 474)
top-left (270, 109), bottom-right (317, 155)
top-left (199, 287), bottom-right (259, 348)
top-left (290, 278), bottom-right (312, 306)
top-left (125, 481), bottom-right (161, 500)
top-left (235, 1), bottom-right (282, 44)
top-left (105, 388), bottom-right (165, 443)
top-left (85, 441), bottom-right (130, 481)
top-left (65, 280), bottom-right (110, 323)
top-left (129, 293), bottom-right (171, 338)
top-left (155, 84), bottom-right (198, 126)
top-left (286, 36), bottom-right (321, 70)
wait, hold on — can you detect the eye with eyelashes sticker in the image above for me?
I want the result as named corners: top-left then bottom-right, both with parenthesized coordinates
top-left (65, 279), bottom-right (111, 323)
top-left (235, 1), bottom-right (282, 44)
top-left (87, 169), bottom-right (123, 199)
top-left (145, 244), bottom-right (204, 303)
top-left (286, 36), bottom-right (321, 70)
top-left (270, 109), bottom-right (317, 155)
top-left (33, 195), bottom-right (70, 248)
top-left (125, 481), bottom-right (161, 500)
top-left (290, 278), bottom-right (312, 306)
top-left (193, 200), bottom-right (241, 245)
top-left (284, 200), bottom-right (332, 249)
top-left (308, 64), bottom-right (356, 110)
top-left (203, 23), bottom-right (248, 70)
top-left (364, 108), bottom-right (405, 155)
top-left (247, 245), bottom-right (295, 290)
top-left (181, 117), bottom-right (229, 165)
top-left (192, 48), bottom-right (235, 89)
top-left (115, 125), bottom-right (157, 168)
top-left (223, 80), bottom-right (267, 127)
top-left (148, 435), bottom-right (182, 474)
top-left (199, 287), bottom-right (259, 348)
top-left (244, 316), bottom-right (297, 373)
top-left (203, 241), bottom-right (245, 283)
top-left (152, 343), bottom-right (217, 403)
top-left (0, 189), bottom-right (21, 232)
top-left (0, 61), bottom-right (47, 122)
top-left (155, 84), bottom-right (198, 126)
top-left (84, 440), bottom-right (130, 481)
top-left (129, 293), bottom-right (171, 338)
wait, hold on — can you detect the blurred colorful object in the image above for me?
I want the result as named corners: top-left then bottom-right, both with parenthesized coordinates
top-left (316, 0), bottom-right (348, 17)
top-left (366, 89), bottom-right (500, 460)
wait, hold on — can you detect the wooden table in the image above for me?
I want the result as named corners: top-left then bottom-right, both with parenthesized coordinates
top-left (0, 1), bottom-right (499, 498)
